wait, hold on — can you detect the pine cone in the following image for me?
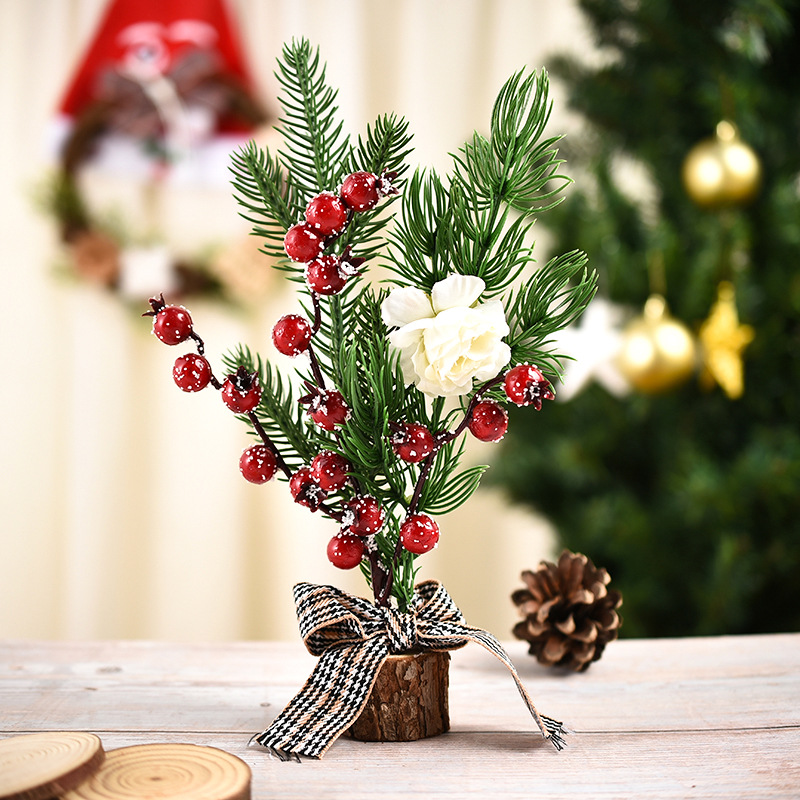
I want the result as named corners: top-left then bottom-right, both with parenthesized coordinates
top-left (512, 550), bottom-right (622, 671)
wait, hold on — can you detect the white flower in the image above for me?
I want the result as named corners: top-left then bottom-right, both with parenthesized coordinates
top-left (381, 274), bottom-right (511, 397)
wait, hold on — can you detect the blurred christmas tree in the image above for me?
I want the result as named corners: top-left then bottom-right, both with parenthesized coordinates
top-left (494, 0), bottom-right (800, 637)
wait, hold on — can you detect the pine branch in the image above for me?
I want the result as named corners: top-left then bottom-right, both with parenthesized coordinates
top-left (274, 39), bottom-right (351, 200)
top-left (222, 345), bottom-right (317, 470)
top-left (229, 141), bottom-right (296, 267)
top-left (506, 250), bottom-right (596, 376)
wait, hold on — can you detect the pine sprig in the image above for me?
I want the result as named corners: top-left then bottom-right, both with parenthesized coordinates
top-left (275, 39), bottom-right (350, 200)
top-left (418, 438), bottom-right (489, 515)
top-left (506, 250), bottom-right (597, 376)
top-left (229, 142), bottom-right (295, 263)
top-left (385, 168), bottom-right (451, 291)
top-left (222, 345), bottom-right (316, 470)
top-left (383, 68), bottom-right (572, 299)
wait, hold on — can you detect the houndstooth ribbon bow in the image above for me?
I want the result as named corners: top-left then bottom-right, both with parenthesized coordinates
top-left (250, 581), bottom-right (567, 760)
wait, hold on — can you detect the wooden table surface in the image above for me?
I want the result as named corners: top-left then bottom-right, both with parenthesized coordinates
top-left (1, 634), bottom-right (798, 799)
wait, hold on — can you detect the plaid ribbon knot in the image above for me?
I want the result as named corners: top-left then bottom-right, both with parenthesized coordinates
top-left (251, 580), bottom-right (567, 760)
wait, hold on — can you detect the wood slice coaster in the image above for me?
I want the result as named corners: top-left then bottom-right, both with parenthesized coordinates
top-left (0, 731), bottom-right (105, 800)
top-left (61, 744), bottom-right (251, 800)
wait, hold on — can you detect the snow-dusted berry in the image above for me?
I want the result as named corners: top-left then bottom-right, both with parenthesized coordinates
top-left (327, 533), bottom-right (364, 569)
top-left (290, 466), bottom-right (326, 511)
top-left (151, 304), bottom-right (193, 345)
top-left (300, 389), bottom-right (350, 431)
top-left (390, 422), bottom-right (435, 463)
top-left (239, 445), bottom-right (278, 484)
top-left (221, 367), bottom-right (261, 413)
top-left (504, 364), bottom-right (555, 409)
top-left (341, 171), bottom-right (380, 212)
top-left (345, 495), bottom-right (386, 537)
top-left (305, 191), bottom-right (348, 236)
top-left (468, 400), bottom-right (509, 442)
top-left (284, 223), bottom-right (324, 262)
top-left (173, 353), bottom-right (212, 392)
top-left (272, 314), bottom-right (313, 356)
top-left (305, 255), bottom-right (347, 296)
top-left (400, 513), bottom-right (440, 554)
top-left (310, 450), bottom-right (350, 492)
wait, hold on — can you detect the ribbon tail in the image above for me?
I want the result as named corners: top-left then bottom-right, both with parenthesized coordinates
top-left (250, 640), bottom-right (388, 759)
top-left (432, 621), bottom-right (568, 750)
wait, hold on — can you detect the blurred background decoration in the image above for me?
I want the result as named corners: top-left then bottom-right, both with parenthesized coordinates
top-left (493, 0), bottom-right (800, 638)
top-left (46, 0), bottom-right (270, 303)
top-left (0, 0), bottom-right (587, 641)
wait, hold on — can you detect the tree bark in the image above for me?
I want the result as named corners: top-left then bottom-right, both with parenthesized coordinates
top-left (347, 651), bottom-right (450, 742)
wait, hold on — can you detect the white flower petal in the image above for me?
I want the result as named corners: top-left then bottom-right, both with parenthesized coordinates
top-left (475, 299), bottom-right (511, 335)
top-left (381, 287), bottom-right (434, 328)
top-left (431, 274), bottom-right (485, 313)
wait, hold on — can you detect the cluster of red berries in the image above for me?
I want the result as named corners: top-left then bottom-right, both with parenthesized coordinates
top-left (147, 296), bottom-right (263, 412)
top-left (287, 449), bottom-right (441, 569)
top-left (282, 171), bottom-right (395, 296)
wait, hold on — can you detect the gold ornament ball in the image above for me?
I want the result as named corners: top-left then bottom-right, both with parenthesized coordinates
top-left (617, 295), bottom-right (696, 394)
top-left (681, 121), bottom-right (761, 208)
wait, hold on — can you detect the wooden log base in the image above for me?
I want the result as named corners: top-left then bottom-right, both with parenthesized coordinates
top-left (0, 731), bottom-right (105, 800)
top-left (347, 650), bottom-right (450, 742)
top-left (60, 743), bottom-right (251, 800)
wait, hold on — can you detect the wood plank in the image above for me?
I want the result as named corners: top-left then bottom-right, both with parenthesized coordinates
top-left (2, 638), bottom-right (798, 733)
top-left (2, 636), bottom-right (799, 798)
top-left (1, 730), bottom-right (795, 800)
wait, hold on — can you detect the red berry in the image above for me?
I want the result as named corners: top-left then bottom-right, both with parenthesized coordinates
top-left (284, 223), bottom-right (324, 262)
top-left (272, 314), bottom-right (313, 356)
top-left (305, 192), bottom-right (348, 236)
top-left (504, 364), bottom-right (555, 409)
top-left (309, 390), bottom-right (350, 431)
top-left (153, 305), bottom-right (193, 345)
top-left (468, 401), bottom-right (509, 442)
top-left (310, 450), bottom-right (350, 492)
top-left (390, 422), bottom-right (435, 463)
top-left (400, 513), bottom-right (440, 555)
top-left (327, 533), bottom-right (364, 570)
top-left (341, 171), bottom-right (380, 212)
top-left (239, 445), bottom-right (277, 484)
top-left (221, 369), bottom-right (261, 413)
top-left (345, 495), bottom-right (386, 536)
top-left (172, 353), bottom-right (211, 392)
top-left (290, 466), bottom-right (326, 510)
top-left (306, 255), bottom-right (348, 295)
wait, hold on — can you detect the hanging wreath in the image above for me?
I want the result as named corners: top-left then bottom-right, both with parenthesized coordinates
top-left (45, 0), bottom-right (270, 301)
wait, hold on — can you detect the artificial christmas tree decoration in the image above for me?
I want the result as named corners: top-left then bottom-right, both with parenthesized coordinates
top-left (698, 281), bottom-right (755, 399)
top-left (45, 0), bottom-right (268, 300)
top-left (512, 550), bottom-right (622, 671)
top-left (493, 0), bottom-right (800, 638)
top-left (681, 121), bottom-right (762, 208)
top-left (616, 294), bottom-right (697, 394)
top-left (144, 38), bottom-right (596, 758)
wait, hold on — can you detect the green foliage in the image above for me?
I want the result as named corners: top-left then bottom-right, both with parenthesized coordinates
top-left (492, 0), bottom-right (800, 637)
top-left (226, 39), bottom-right (594, 610)
top-left (385, 68), bottom-right (577, 299)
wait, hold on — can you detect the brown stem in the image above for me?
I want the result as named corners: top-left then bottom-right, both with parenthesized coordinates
top-left (246, 411), bottom-right (293, 479)
top-left (306, 343), bottom-right (327, 389)
top-left (311, 293), bottom-right (323, 334)
top-left (379, 371), bottom-right (508, 606)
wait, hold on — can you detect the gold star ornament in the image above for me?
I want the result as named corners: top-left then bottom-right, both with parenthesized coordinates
top-left (698, 281), bottom-right (754, 399)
